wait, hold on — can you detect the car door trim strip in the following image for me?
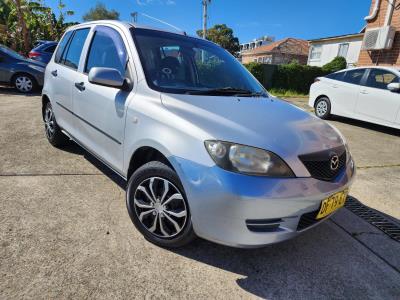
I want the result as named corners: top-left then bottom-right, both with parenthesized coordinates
top-left (56, 101), bottom-right (122, 145)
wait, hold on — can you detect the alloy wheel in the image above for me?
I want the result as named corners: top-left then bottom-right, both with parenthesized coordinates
top-left (44, 105), bottom-right (55, 139)
top-left (133, 177), bottom-right (187, 238)
top-left (316, 100), bottom-right (328, 117)
top-left (15, 76), bottom-right (33, 92)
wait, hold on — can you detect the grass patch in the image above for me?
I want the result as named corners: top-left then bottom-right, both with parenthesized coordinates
top-left (268, 88), bottom-right (308, 98)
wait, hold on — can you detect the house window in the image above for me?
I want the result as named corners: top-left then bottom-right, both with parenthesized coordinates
top-left (310, 45), bottom-right (322, 60)
top-left (338, 43), bottom-right (349, 58)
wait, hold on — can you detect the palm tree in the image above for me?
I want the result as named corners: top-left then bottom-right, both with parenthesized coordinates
top-left (13, 0), bottom-right (31, 54)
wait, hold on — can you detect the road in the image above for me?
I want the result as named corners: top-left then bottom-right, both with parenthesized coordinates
top-left (1, 91), bottom-right (399, 299)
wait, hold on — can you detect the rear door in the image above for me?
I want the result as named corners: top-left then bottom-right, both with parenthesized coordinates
top-left (330, 69), bottom-right (366, 117)
top-left (72, 25), bottom-right (133, 172)
top-left (49, 28), bottom-right (90, 134)
top-left (356, 68), bottom-right (400, 123)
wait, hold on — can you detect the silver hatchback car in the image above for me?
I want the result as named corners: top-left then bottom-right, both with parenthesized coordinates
top-left (42, 21), bottom-right (355, 248)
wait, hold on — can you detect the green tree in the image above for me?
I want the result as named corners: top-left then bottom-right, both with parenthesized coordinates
top-left (82, 2), bottom-right (119, 21)
top-left (197, 24), bottom-right (240, 55)
top-left (0, 0), bottom-right (75, 54)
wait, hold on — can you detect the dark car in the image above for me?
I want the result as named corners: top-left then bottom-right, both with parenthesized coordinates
top-left (0, 44), bottom-right (45, 93)
top-left (29, 41), bottom-right (57, 64)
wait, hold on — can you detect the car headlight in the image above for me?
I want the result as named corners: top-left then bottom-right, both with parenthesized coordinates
top-left (205, 140), bottom-right (294, 177)
top-left (29, 65), bottom-right (45, 72)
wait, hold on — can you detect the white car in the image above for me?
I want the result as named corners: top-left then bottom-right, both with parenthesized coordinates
top-left (309, 66), bottom-right (400, 129)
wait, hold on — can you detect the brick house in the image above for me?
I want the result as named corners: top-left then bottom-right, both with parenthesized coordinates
top-left (240, 38), bottom-right (309, 65)
top-left (358, 0), bottom-right (400, 66)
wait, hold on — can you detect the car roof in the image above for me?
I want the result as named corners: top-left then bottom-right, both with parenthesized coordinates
top-left (65, 20), bottom-right (213, 43)
top-left (335, 66), bottom-right (400, 74)
top-left (68, 20), bottom-right (189, 36)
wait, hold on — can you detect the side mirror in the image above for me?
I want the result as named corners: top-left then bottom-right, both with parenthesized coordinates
top-left (88, 67), bottom-right (124, 89)
top-left (387, 82), bottom-right (400, 92)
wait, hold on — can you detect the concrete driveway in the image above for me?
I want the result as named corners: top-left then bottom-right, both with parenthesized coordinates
top-left (1, 91), bottom-right (399, 299)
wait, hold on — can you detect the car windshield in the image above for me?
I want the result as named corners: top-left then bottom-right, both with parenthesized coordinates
top-left (0, 45), bottom-right (25, 60)
top-left (131, 28), bottom-right (266, 96)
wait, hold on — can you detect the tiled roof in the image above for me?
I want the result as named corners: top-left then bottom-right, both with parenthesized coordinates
top-left (242, 38), bottom-right (309, 56)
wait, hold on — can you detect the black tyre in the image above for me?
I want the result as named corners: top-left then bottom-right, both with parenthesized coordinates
top-left (126, 161), bottom-right (196, 248)
top-left (13, 73), bottom-right (37, 93)
top-left (43, 101), bottom-right (69, 147)
top-left (314, 97), bottom-right (331, 119)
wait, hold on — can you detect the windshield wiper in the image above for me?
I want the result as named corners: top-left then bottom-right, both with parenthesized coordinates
top-left (185, 87), bottom-right (260, 96)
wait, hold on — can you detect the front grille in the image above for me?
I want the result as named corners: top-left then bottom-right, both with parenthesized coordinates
top-left (297, 210), bottom-right (321, 231)
top-left (299, 146), bottom-right (346, 181)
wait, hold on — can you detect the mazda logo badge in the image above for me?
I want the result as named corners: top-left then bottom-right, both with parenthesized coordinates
top-left (330, 154), bottom-right (339, 171)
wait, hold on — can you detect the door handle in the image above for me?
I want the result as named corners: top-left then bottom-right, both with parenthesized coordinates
top-left (51, 70), bottom-right (57, 77)
top-left (332, 84), bottom-right (338, 88)
top-left (360, 90), bottom-right (368, 94)
top-left (74, 82), bottom-right (85, 91)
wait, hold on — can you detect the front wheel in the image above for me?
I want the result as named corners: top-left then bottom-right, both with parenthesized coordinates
top-left (126, 161), bottom-right (196, 248)
top-left (314, 97), bottom-right (331, 119)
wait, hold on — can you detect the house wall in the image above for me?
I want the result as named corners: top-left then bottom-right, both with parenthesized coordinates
top-left (241, 53), bottom-right (309, 65)
top-left (358, 0), bottom-right (400, 66)
top-left (308, 37), bottom-right (363, 67)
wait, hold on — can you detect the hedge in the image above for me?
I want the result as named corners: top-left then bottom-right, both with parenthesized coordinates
top-left (244, 57), bottom-right (347, 94)
top-left (272, 62), bottom-right (326, 94)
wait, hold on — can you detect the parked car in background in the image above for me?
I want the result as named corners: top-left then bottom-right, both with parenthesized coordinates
top-left (309, 67), bottom-right (400, 129)
top-left (33, 40), bottom-right (53, 48)
top-left (29, 41), bottom-right (58, 64)
top-left (42, 21), bottom-right (355, 248)
top-left (0, 44), bottom-right (45, 93)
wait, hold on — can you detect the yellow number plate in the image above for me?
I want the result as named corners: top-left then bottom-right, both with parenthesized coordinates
top-left (316, 189), bottom-right (348, 220)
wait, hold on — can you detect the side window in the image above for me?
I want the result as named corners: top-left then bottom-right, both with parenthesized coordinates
top-left (309, 45), bottom-right (322, 60)
top-left (342, 69), bottom-right (365, 85)
top-left (338, 43), bottom-right (349, 58)
top-left (54, 30), bottom-right (73, 63)
top-left (85, 26), bottom-right (127, 75)
top-left (325, 72), bottom-right (343, 80)
top-left (44, 44), bottom-right (57, 53)
top-left (62, 28), bottom-right (90, 70)
top-left (365, 69), bottom-right (399, 90)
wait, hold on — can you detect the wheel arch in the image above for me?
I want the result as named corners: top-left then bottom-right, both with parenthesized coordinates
top-left (315, 94), bottom-right (330, 106)
top-left (127, 146), bottom-right (176, 180)
top-left (41, 94), bottom-right (50, 120)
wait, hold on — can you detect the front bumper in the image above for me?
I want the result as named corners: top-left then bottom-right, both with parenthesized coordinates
top-left (171, 156), bottom-right (355, 248)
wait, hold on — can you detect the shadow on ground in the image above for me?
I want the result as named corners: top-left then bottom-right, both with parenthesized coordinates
top-left (0, 86), bottom-right (41, 97)
top-left (331, 115), bottom-right (400, 137)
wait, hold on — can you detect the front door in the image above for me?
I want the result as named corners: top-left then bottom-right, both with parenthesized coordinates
top-left (72, 25), bottom-right (133, 173)
top-left (356, 68), bottom-right (400, 123)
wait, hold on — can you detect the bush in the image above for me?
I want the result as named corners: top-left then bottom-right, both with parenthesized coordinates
top-left (322, 56), bottom-right (347, 73)
top-left (243, 57), bottom-right (347, 95)
top-left (243, 62), bottom-right (264, 83)
top-left (271, 61), bottom-right (326, 94)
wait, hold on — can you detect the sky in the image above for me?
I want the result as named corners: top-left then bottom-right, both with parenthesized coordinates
top-left (46, 0), bottom-right (372, 43)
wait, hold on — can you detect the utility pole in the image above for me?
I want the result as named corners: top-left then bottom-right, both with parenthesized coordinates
top-left (131, 12), bottom-right (138, 23)
top-left (202, 0), bottom-right (210, 39)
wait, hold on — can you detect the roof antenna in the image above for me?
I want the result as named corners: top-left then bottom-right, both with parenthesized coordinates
top-left (140, 13), bottom-right (186, 35)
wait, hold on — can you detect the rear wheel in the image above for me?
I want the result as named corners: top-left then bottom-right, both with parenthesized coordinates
top-left (43, 101), bottom-right (68, 147)
top-left (13, 74), bottom-right (37, 93)
top-left (314, 97), bottom-right (331, 119)
top-left (126, 161), bottom-right (196, 248)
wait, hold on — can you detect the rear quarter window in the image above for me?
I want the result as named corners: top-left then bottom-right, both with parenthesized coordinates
top-left (54, 31), bottom-right (73, 63)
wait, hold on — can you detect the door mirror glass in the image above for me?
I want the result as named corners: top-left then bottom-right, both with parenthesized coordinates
top-left (88, 67), bottom-right (124, 88)
top-left (387, 82), bottom-right (400, 92)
